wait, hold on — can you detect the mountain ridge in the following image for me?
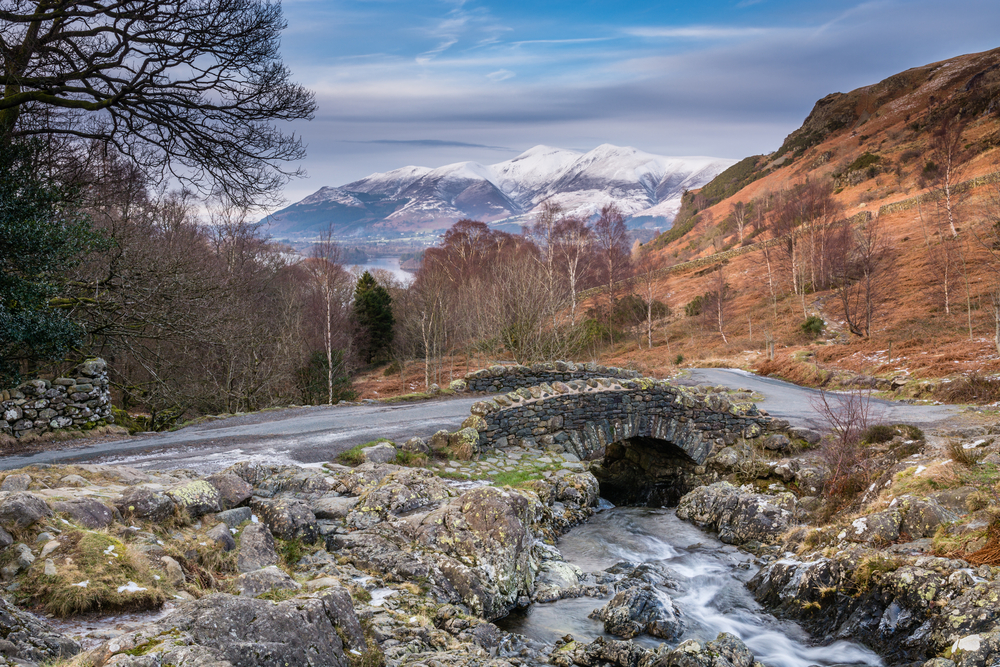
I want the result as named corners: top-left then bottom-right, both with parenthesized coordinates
top-left (265, 144), bottom-right (736, 239)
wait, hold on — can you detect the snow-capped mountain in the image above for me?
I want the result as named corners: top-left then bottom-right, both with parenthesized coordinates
top-left (266, 145), bottom-right (735, 238)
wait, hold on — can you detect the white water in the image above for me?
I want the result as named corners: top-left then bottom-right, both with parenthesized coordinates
top-left (500, 507), bottom-right (882, 667)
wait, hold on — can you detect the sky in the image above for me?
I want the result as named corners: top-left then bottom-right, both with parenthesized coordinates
top-left (275, 0), bottom-right (1000, 206)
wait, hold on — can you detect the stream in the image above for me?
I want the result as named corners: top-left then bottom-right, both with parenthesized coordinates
top-left (498, 506), bottom-right (883, 667)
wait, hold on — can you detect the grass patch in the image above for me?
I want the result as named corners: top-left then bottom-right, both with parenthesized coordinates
top-left (853, 554), bottom-right (902, 593)
top-left (490, 470), bottom-right (545, 488)
top-left (19, 530), bottom-right (167, 616)
top-left (933, 372), bottom-right (1000, 404)
top-left (889, 461), bottom-right (998, 497)
top-left (394, 450), bottom-right (429, 467)
top-left (257, 587), bottom-right (301, 603)
top-left (947, 439), bottom-right (987, 468)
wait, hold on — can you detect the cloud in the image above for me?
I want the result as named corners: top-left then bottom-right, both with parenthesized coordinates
top-left (487, 69), bottom-right (515, 81)
top-left (624, 26), bottom-right (772, 40)
top-left (343, 139), bottom-right (513, 151)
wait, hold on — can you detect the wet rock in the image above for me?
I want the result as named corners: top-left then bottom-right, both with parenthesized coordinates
top-left (206, 523), bottom-right (236, 552)
top-left (0, 596), bottom-right (78, 663)
top-left (676, 482), bottom-right (795, 546)
top-left (115, 487), bottom-right (176, 523)
top-left (167, 480), bottom-right (222, 518)
top-left (533, 559), bottom-right (582, 602)
top-left (80, 590), bottom-right (361, 667)
top-left (216, 506), bottom-right (252, 528)
top-left (237, 522), bottom-right (279, 573)
top-left (649, 632), bottom-right (755, 667)
top-left (590, 585), bottom-right (682, 639)
top-left (206, 473), bottom-right (253, 510)
top-left (236, 565), bottom-right (301, 597)
top-left (250, 497), bottom-right (318, 544)
top-left (1, 473), bottom-right (31, 492)
top-left (345, 467), bottom-right (455, 529)
top-left (50, 498), bottom-right (116, 529)
top-left (360, 442), bottom-right (397, 464)
top-left (948, 631), bottom-right (1000, 667)
top-left (0, 492), bottom-right (53, 531)
top-left (573, 636), bottom-right (648, 667)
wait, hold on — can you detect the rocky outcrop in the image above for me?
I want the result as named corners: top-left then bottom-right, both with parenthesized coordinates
top-left (676, 482), bottom-right (796, 545)
top-left (0, 596), bottom-right (79, 664)
top-left (589, 585), bottom-right (682, 639)
top-left (75, 590), bottom-right (364, 667)
top-left (0, 358), bottom-right (113, 437)
top-left (345, 467), bottom-right (455, 529)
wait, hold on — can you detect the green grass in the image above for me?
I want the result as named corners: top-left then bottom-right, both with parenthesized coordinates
top-left (489, 470), bottom-right (545, 487)
top-left (337, 439), bottom-right (394, 465)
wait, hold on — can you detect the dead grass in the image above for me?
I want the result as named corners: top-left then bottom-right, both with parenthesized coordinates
top-left (19, 530), bottom-right (167, 616)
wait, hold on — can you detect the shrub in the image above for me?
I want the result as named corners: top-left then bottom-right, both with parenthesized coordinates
top-left (673, 354), bottom-right (684, 366)
top-left (297, 350), bottom-right (355, 405)
top-left (947, 439), bottom-right (985, 468)
top-left (800, 315), bottom-right (825, 337)
top-left (685, 295), bottom-right (703, 317)
top-left (861, 424), bottom-right (897, 445)
top-left (933, 372), bottom-right (1000, 404)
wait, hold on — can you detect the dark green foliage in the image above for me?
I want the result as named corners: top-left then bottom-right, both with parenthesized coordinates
top-left (673, 354), bottom-right (684, 365)
top-left (684, 295), bottom-right (704, 317)
top-left (861, 424), bottom-right (897, 445)
top-left (0, 140), bottom-right (104, 387)
top-left (923, 160), bottom-right (939, 176)
top-left (697, 156), bottom-right (768, 205)
top-left (352, 271), bottom-right (394, 364)
top-left (296, 350), bottom-right (355, 404)
top-left (801, 315), bottom-right (825, 337)
top-left (845, 152), bottom-right (881, 173)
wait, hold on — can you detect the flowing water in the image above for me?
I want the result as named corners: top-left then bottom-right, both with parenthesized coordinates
top-left (498, 506), bottom-right (883, 667)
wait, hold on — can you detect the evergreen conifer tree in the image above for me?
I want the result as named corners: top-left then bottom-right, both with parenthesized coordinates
top-left (352, 271), bottom-right (394, 364)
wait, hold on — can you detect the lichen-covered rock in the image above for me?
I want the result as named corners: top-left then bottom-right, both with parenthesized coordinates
top-left (900, 498), bottom-right (959, 539)
top-left (843, 509), bottom-right (902, 544)
top-left (416, 486), bottom-right (540, 620)
top-left (675, 482), bottom-right (795, 545)
top-left (590, 585), bottom-right (682, 639)
top-left (345, 467), bottom-right (455, 529)
top-left (115, 487), bottom-right (176, 523)
top-left (0, 492), bottom-right (53, 530)
top-left (449, 427), bottom-right (481, 458)
top-left (207, 523), bottom-right (236, 551)
top-left (237, 522), bottom-right (278, 573)
top-left (167, 480), bottom-right (222, 517)
top-left (1, 473), bottom-right (31, 492)
top-left (236, 565), bottom-right (301, 597)
top-left (206, 473), bottom-right (253, 510)
top-left (75, 590), bottom-right (363, 667)
top-left (216, 506), bottom-right (252, 527)
top-left (310, 495), bottom-right (358, 520)
top-left (50, 498), bottom-right (116, 529)
top-left (402, 437), bottom-right (429, 453)
top-left (250, 497), bottom-right (318, 544)
top-left (648, 633), bottom-right (755, 667)
top-left (360, 442), bottom-right (397, 464)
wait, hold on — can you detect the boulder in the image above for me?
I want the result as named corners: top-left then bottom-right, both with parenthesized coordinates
top-left (167, 480), bottom-right (222, 517)
top-left (79, 590), bottom-right (363, 667)
top-left (449, 427), bottom-right (481, 458)
top-left (676, 482), bottom-right (795, 545)
top-left (900, 498), bottom-right (959, 539)
top-left (0, 596), bottom-right (78, 664)
top-left (648, 633), bottom-right (755, 667)
top-left (311, 495), bottom-right (359, 520)
top-left (345, 467), bottom-right (455, 529)
top-left (788, 427), bottom-right (822, 445)
top-left (250, 497), bottom-right (318, 544)
top-left (115, 487), bottom-right (176, 523)
top-left (1, 473), bottom-right (31, 492)
top-left (206, 473), bottom-right (253, 509)
top-left (360, 442), bottom-right (397, 464)
top-left (50, 498), bottom-right (116, 529)
top-left (763, 434), bottom-right (790, 451)
top-left (160, 556), bottom-right (186, 586)
top-left (590, 585), bottom-right (683, 639)
top-left (843, 510), bottom-right (902, 544)
top-left (207, 523), bottom-right (237, 552)
top-left (213, 506), bottom-right (252, 528)
top-left (236, 565), bottom-right (301, 597)
top-left (0, 492), bottom-right (53, 530)
top-left (237, 522), bottom-right (279, 573)
top-left (401, 437), bottom-right (429, 454)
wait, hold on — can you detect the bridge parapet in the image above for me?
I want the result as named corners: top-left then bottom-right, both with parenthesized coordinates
top-left (466, 377), bottom-right (769, 464)
top-left (457, 361), bottom-right (641, 394)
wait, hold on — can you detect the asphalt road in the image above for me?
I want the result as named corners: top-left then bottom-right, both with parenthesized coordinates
top-left (679, 368), bottom-right (959, 431)
top-left (0, 396), bottom-right (481, 472)
top-left (0, 369), bottom-right (961, 472)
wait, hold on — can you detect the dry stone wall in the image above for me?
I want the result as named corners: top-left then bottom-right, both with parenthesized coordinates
top-left (0, 358), bottom-right (113, 438)
top-left (461, 361), bottom-right (641, 394)
top-left (468, 377), bottom-right (769, 464)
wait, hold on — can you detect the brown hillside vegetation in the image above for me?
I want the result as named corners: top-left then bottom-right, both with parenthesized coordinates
top-left (591, 47), bottom-right (1000, 394)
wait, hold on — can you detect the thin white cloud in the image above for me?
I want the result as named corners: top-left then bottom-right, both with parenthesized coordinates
top-left (487, 69), bottom-right (515, 81)
top-left (416, 39), bottom-right (458, 64)
top-left (625, 25), bottom-right (772, 39)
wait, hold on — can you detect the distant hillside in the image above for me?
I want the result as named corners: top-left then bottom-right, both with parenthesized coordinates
top-left (265, 145), bottom-right (735, 240)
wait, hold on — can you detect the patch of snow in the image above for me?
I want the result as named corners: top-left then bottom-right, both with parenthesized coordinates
top-left (117, 581), bottom-right (147, 593)
top-left (71, 580), bottom-right (89, 588)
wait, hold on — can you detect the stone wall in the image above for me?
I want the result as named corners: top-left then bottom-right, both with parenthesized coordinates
top-left (0, 358), bottom-right (113, 437)
top-left (460, 361), bottom-right (641, 394)
top-left (468, 377), bottom-right (769, 464)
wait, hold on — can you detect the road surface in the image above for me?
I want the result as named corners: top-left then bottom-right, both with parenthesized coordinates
top-left (0, 369), bottom-right (961, 472)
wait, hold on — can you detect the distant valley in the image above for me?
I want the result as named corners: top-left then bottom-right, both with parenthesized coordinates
top-left (263, 144), bottom-right (735, 242)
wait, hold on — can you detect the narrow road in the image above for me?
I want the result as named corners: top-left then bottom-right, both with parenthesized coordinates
top-left (0, 396), bottom-right (480, 472)
top-left (679, 368), bottom-right (960, 431)
top-left (0, 370), bottom-right (961, 472)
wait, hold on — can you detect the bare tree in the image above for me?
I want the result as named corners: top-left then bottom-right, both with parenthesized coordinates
top-left (731, 201), bottom-right (749, 244)
top-left (304, 231), bottom-right (350, 405)
top-left (1, 0), bottom-right (316, 205)
top-left (926, 114), bottom-right (969, 239)
top-left (634, 250), bottom-right (669, 349)
top-left (593, 203), bottom-right (632, 343)
top-left (829, 216), bottom-right (894, 337)
top-left (553, 215), bottom-right (593, 325)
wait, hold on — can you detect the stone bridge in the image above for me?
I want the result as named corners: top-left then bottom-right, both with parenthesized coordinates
top-left (463, 377), bottom-right (772, 506)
